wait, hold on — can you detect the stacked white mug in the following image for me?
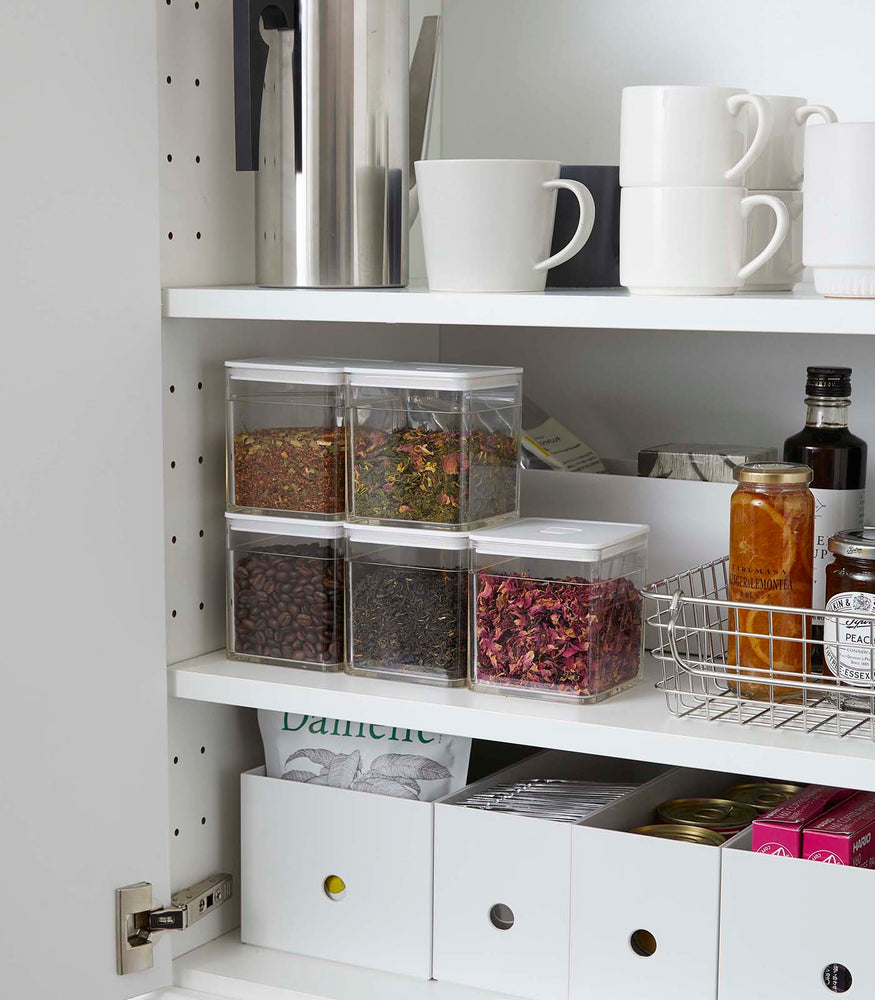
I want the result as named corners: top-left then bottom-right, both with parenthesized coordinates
top-left (619, 86), bottom-right (790, 295)
top-left (742, 96), bottom-right (837, 291)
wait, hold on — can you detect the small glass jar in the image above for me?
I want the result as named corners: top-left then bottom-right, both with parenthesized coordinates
top-left (470, 518), bottom-right (648, 703)
top-left (728, 462), bottom-right (814, 700)
top-left (347, 361), bottom-right (522, 531)
top-left (824, 528), bottom-right (875, 692)
top-left (346, 524), bottom-right (469, 687)
top-left (227, 514), bottom-right (345, 670)
top-left (226, 358), bottom-right (346, 519)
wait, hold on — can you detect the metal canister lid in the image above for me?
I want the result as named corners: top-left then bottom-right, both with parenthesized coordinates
top-left (656, 798), bottom-right (758, 832)
top-left (633, 824), bottom-right (725, 846)
top-left (726, 783), bottom-right (806, 813)
top-left (733, 462), bottom-right (812, 485)
top-left (828, 528), bottom-right (875, 560)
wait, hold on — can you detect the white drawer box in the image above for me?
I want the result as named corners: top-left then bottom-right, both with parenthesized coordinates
top-left (720, 828), bottom-right (871, 1000)
top-left (433, 751), bottom-right (666, 1000)
top-left (241, 766), bottom-right (434, 978)
top-left (571, 767), bottom-right (743, 1000)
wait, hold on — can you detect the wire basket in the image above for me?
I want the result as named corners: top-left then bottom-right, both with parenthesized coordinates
top-left (642, 556), bottom-right (875, 740)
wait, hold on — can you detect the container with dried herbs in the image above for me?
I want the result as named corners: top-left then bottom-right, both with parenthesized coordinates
top-left (226, 358), bottom-right (346, 519)
top-left (470, 518), bottom-right (649, 703)
top-left (346, 525), bottom-right (469, 687)
top-left (347, 361), bottom-right (522, 530)
top-left (227, 514), bottom-right (345, 670)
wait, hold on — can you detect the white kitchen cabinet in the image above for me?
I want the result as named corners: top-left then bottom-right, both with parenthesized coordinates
top-left (4, 2), bottom-right (875, 999)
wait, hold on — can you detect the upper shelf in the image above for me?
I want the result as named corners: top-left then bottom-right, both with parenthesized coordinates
top-left (162, 282), bottom-right (875, 334)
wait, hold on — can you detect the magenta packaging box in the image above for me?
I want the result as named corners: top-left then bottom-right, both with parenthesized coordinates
top-left (752, 785), bottom-right (854, 858)
top-left (803, 792), bottom-right (875, 867)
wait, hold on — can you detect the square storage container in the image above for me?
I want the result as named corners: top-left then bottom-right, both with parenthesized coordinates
top-left (470, 518), bottom-right (649, 703)
top-left (433, 751), bottom-right (666, 1000)
top-left (226, 358), bottom-right (346, 519)
top-left (347, 361), bottom-right (523, 531)
top-left (345, 524), bottom-right (469, 687)
top-left (226, 513), bottom-right (345, 670)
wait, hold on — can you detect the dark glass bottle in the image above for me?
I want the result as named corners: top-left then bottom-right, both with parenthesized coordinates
top-left (783, 367), bottom-right (867, 664)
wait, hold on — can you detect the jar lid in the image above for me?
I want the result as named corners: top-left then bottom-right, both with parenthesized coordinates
top-left (828, 527), bottom-right (875, 559)
top-left (733, 462), bottom-right (812, 485)
top-left (806, 366), bottom-right (852, 398)
top-left (225, 512), bottom-right (345, 539)
top-left (345, 522), bottom-right (471, 550)
top-left (346, 361), bottom-right (523, 391)
top-left (225, 357), bottom-right (347, 385)
top-left (470, 517), bottom-right (649, 562)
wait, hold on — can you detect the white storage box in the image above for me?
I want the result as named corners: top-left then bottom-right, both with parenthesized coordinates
top-left (720, 827), bottom-right (871, 999)
top-left (571, 767), bottom-right (744, 1000)
top-left (433, 751), bottom-right (666, 1000)
top-left (241, 766), bottom-right (434, 978)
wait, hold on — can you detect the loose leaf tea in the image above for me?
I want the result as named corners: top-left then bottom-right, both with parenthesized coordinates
top-left (475, 573), bottom-right (642, 697)
top-left (353, 426), bottom-right (517, 525)
top-left (233, 425), bottom-right (345, 513)
top-left (233, 542), bottom-right (343, 666)
top-left (350, 564), bottom-right (467, 683)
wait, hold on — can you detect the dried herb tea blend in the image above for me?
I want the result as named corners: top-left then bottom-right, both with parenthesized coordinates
top-left (233, 425), bottom-right (345, 513)
top-left (353, 426), bottom-right (518, 525)
top-left (233, 542), bottom-right (343, 666)
top-left (350, 564), bottom-right (468, 683)
top-left (475, 573), bottom-right (642, 697)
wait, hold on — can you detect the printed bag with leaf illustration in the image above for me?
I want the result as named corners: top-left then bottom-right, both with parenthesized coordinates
top-left (258, 710), bottom-right (472, 801)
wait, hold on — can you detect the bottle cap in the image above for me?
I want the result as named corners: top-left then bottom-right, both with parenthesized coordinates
top-left (828, 528), bottom-right (875, 559)
top-left (734, 462), bottom-right (813, 485)
top-left (806, 366), bottom-right (852, 398)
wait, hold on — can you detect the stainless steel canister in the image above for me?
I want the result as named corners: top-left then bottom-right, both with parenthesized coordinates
top-left (234, 0), bottom-right (439, 287)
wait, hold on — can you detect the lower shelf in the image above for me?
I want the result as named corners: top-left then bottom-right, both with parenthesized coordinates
top-left (169, 652), bottom-right (875, 791)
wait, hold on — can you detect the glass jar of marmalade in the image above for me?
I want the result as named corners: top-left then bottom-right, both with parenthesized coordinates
top-left (824, 528), bottom-right (875, 691)
top-left (728, 462), bottom-right (814, 700)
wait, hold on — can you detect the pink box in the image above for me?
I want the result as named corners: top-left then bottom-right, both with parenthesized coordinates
top-left (751, 785), bottom-right (854, 858)
top-left (803, 792), bottom-right (875, 867)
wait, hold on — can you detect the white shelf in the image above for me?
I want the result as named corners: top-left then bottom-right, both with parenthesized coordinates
top-left (161, 282), bottom-right (875, 334)
top-left (174, 930), bottom-right (520, 1000)
top-left (169, 652), bottom-right (875, 790)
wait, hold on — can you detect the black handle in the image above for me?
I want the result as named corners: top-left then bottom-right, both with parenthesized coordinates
top-left (233, 0), bottom-right (297, 171)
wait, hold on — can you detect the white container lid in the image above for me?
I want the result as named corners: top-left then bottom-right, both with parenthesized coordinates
top-left (226, 512), bottom-right (345, 539)
top-left (225, 357), bottom-right (347, 386)
top-left (346, 360), bottom-right (523, 391)
top-left (470, 517), bottom-right (649, 561)
top-left (345, 522), bottom-right (470, 551)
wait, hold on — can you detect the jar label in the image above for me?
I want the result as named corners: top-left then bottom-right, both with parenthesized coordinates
top-left (811, 488), bottom-right (865, 620)
top-left (824, 590), bottom-right (875, 684)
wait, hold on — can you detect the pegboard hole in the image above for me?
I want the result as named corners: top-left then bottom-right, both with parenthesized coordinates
top-left (195, 1), bottom-right (200, 7)
top-left (171, 609), bottom-right (177, 619)
top-left (197, 381), bottom-right (203, 390)
top-left (200, 745), bottom-right (206, 754)
top-left (169, 384), bottom-right (175, 393)
top-left (195, 78), bottom-right (200, 87)
top-left (167, 231), bottom-right (173, 240)
top-left (196, 231), bottom-right (202, 240)
top-left (166, 75), bottom-right (172, 84)
top-left (172, 755), bottom-right (179, 764)
top-left (198, 455), bottom-right (204, 464)
top-left (166, 153), bottom-right (172, 162)
top-left (195, 154), bottom-right (201, 163)
top-left (171, 535), bottom-right (177, 544)
top-left (199, 602), bottom-right (205, 611)
top-left (489, 904), bottom-right (514, 930)
top-left (173, 828), bottom-right (179, 837)
top-left (823, 964), bottom-right (853, 993)
top-left (324, 875), bottom-right (347, 901)
top-left (199, 529), bottom-right (205, 538)
top-left (630, 929), bottom-right (658, 957)
top-left (201, 816), bottom-right (207, 825)
top-left (170, 460), bottom-right (176, 469)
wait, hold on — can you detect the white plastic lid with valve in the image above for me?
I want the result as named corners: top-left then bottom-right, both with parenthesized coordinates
top-left (345, 522), bottom-right (471, 551)
top-left (346, 360), bottom-right (523, 391)
top-left (469, 517), bottom-right (649, 562)
top-left (225, 357), bottom-right (349, 385)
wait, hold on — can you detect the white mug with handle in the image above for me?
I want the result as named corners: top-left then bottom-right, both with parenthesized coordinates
top-left (415, 159), bottom-right (596, 292)
top-left (744, 95), bottom-right (837, 189)
top-left (620, 85), bottom-right (773, 187)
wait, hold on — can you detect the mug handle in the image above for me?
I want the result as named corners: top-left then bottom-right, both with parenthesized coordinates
top-left (791, 104), bottom-right (838, 184)
top-left (738, 194), bottom-right (791, 281)
top-left (724, 93), bottom-right (772, 182)
top-left (534, 179), bottom-right (596, 271)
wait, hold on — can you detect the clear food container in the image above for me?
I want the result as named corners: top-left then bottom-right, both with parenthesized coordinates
top-left (347, 362), bottom-right (523, 531)
top-left (227, 514), bottom-right (345, 670)
top-left (346, 524), bottom-right (470, 687)
top-left (470, 518), bottom-right (649, 703)
top-left (226, 358), bottom-right (346, 519)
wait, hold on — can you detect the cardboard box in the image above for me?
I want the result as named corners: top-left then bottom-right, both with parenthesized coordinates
top-left (637, 443), bottom-right (777, 482)
top-left (751, 785), bottom-right (853, 858)
top-left (803, 791), bottom-right (875, 867)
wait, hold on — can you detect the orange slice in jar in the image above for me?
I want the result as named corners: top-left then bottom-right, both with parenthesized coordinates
top-left (730, 493), bottom-right (797, 577)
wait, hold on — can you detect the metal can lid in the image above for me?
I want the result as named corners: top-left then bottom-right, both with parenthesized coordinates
top-left (828, 528), bottom-right (875, 560)
top-left (633, 824), bottom-right (725, 846)
top-left (726, 783), bottom-right (806, 813)
top-left (733, 462), bottom-right (812, 485)
top-left (657, 798), bottom-right (758, 831)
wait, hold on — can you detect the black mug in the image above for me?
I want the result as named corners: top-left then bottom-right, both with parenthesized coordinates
top-left (547, 165), bottom-right (620, 288)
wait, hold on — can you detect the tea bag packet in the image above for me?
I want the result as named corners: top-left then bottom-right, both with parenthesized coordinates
top-left (259, 710), bottom-right (472, 802)
top-left (455, 778), bottom-right (639, 822)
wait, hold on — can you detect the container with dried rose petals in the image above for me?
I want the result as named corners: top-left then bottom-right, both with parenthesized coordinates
top-left (347, 362), bottom-right (522, 531)
top-left (470, 518), bottom-right (649, 703)
top-left (226, 358), bottom-right (346, 519)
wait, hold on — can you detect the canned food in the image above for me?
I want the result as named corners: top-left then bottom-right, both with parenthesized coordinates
top-left (657, 798), bottom-right (758, 834)
top-left (633, 824), bottom-right (725, 846)
top-left (726, 783), bottom-right (805, 813)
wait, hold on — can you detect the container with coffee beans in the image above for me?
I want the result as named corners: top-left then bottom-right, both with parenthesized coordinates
top-left (226, 514), bottom-right (345, 670)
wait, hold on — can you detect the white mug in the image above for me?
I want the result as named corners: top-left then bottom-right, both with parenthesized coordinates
top-left (620, 85), bottom-right (772, 187)
top-left (742, 190), bottom-right (804, 292)
top-left (744, 95), bottom-right (837, 189)
top-left (620, 187), bottom-right (790, 295)
top-left (414, 159), bottom-right (595, 292)
top-left (804, 123), bottom-right (875, 298)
